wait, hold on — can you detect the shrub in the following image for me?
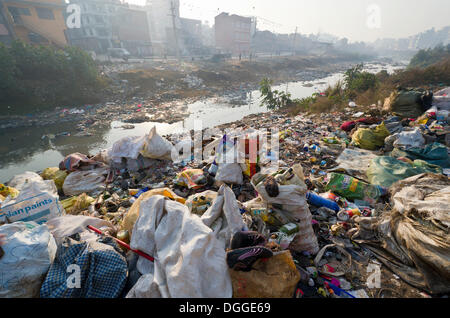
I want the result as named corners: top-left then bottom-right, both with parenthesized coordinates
top-left (409, 44), bottom-right (450, 69)
top-left (344, 64), bottom-right (378, 97)
top-left (0, 40), bottom-right (104, 111)
top-left (259, 78), bottom-right (295, 110)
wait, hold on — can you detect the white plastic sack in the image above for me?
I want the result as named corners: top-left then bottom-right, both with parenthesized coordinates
top-left (110, 135), bottom-right (146, 164)
top-left (200, 185), bottom-right (246, 249)
top-left (0, 179), bottom-right (63, 225)
top-left (215, 163), bottom-right (244, 185)
top-left (126, 195), bottom-right (232, 298)
top-left (0, 222), bottom-right (57, 297)
top-left (46, 215), bottom-right (116, 244)
top-left (62, 167), bottom-right (108, 196)
top-left (92, 149), bottom-right (111, 165)
top-left (433, 87), bottom-right (450, 111)
top-left (250, 172), bottom-right (318, 254)
top-left (393, 128), bottom-right (425, 149)
top-left (140, 126), bottom-right (174, 161)
top-left (333, 148), bottom-right (378, 181)
top-left (251, 172), bottom-right (307, 205)
top-left (8, 171), bottom-right (43, 191)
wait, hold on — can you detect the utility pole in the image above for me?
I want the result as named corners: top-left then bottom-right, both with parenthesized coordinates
top-left (169, 0), bottom-right (181, 61)
top-left (292, 26), bottom-right (298, 56)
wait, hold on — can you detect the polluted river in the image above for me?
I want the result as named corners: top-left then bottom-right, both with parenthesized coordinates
top-left (0, 62), bottom-right (404, 182)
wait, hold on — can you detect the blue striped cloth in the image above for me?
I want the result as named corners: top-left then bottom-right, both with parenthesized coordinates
top-left (40, 234), bottom-right (128, 298)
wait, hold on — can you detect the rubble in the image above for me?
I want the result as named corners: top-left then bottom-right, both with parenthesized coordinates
top-left (0, 84), bottom-right (449, 299)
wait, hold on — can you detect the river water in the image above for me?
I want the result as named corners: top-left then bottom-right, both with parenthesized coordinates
top-left (0, 62), bottom-right (405, 182)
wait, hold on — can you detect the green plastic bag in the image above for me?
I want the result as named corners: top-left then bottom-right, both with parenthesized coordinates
top-left (366, 157), bottom-right (443, 188)
top-left (41, 167), bottom-right (68, 191)
top-left (384, 89), bottom-right (425, 118)
top-left (351, 122), bottom-right (390, 150)
top-left (324, 173), bottom-right (387, 205)
top-left (391, 142), bottom-right (450, 168)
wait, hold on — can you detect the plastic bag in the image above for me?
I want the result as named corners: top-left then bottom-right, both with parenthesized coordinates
top-left (174, 168), bottom-right (206, 189)
top-left (215, 163), bottom-right (244, 185)
top-left (392, 129), bottom-right (425, 149)
top-left (0, 178), bottom-right (64, 225)
top-left (46, 215), bottom-right (116, 244)
top-left (332, 148), bottom-right (378, 181)
top-left (367, 156), bottom-right (443, 188)
top-left (140, 126), bottom-right (174, 161)
top-left (0, 184), bottom-right (19, 199)
top-left (62, 167), bottom-right (109, 196)
top-left (0, 222), bottom-right (57, 297)
top-left (8, 171), bottom-right (43, 191)
top-left (391, 142), bottom-right (450, 168)
top-left (351, 123), bottom-right (390, 150)
top-left (61, 193), bottom-right (95, 215)
top-left (324, 173), bottom-right (387, 205)
top-left (41, 167), bottom-right (68, 192)
top-left (110, 135), bottom-right (146, 164)
top-left (229, 250), bottom-right (300, 298)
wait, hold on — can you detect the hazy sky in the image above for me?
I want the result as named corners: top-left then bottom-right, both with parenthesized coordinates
top-left (127, 0), bottom-right (450, 42)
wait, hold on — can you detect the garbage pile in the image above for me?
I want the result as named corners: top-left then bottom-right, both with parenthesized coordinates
top-left (0, 86), bottom-right (449, 298)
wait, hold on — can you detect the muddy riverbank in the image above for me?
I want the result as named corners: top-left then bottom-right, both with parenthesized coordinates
top-left (0, 61), bottom-right (405, 182)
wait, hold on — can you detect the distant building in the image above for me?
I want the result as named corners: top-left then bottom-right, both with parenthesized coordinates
top-left (0, 0), bottom-right (68, 47)
top-left (179, 17), bottom-right (202, 54)
top-left (65, 0), bottom-right (123, 53)
top-left (0, 5), bottom-right (14, 44)
top-left (112, 5), bottom-right (152, 57)
top-left (142, 0), bottom-right (180, 56)
top-left (215, 12), bottom-right (252, 56)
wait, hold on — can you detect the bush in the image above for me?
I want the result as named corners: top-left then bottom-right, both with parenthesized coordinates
top-left (0, 40), bottom-right (104, 112)
top-left (0, 43), bottom-right (20, 99)
top-left (259, 78), bottom-right (295, 110)
top-left (409, 44), bottom-right (450, 69)
top-left (344, 64), bottom-right (378, 97)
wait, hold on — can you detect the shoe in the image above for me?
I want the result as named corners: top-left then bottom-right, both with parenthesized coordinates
top-left (227, 246), bottom-right (273, 271)
top-left (230, 231), bottom-right (267, 250)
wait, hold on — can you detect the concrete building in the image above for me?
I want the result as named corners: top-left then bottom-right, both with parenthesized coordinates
top-left (142, 0), bottom-right (180, 56)
top-left (179, 17), bottom-right (202, 55)
top-left (0, 0), bottom-right (67, 47)
top-left (0, 4), bottom-right (14, 44)
top-left (112, 5), bottom-right (152, 57)
top-left (214, 12), bottom-right (252, 56)
top-left (65, 0), bottom-right (123, 53)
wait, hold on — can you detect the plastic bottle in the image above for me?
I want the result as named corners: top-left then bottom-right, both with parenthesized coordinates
top-left (133, 187), bottom-right (150, 199)
top-left (208, 161), bottom-right (218, 176)
top-left (306, 191), bottom-right (340, 212)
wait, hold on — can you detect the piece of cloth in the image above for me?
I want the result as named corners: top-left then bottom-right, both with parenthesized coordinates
top-left (40, 234), bottom-right (128, 298)
top-left (226, 246), bottom-right (273, 272)
top-left (59, 153), bottom-right (102, 172)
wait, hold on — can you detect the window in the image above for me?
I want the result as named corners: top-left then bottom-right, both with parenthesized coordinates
top-left (8, 6), bottom-right (31, 16)
top-left (36, 7), bottom-right (54, 20)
